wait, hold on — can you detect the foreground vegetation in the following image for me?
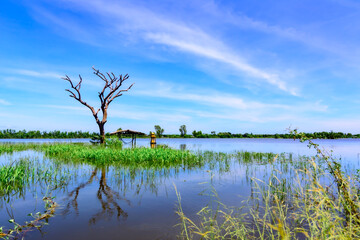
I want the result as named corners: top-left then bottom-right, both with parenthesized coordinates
top-left (0, 155), bottom-right (73, 239)
top-left (0, 157), bottom-right (70, 200)
top-left (176, 131), bottom-right (360, 239)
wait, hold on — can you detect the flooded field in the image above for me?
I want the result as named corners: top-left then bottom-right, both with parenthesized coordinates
top-left (1, 138), bottom-right (360, 239)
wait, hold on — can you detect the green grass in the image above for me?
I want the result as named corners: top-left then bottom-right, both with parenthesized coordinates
top-left (44, 144), bottom-right (201, 167)
top-left (0, 157), bottom-right (71, 200)
top-left (0, 142), bottom-right (290, 167)
top-left (0, 142), bottom-right (203, 168)
top-left (0, 143), bottom-right (43, 154)
top-left (0, 159), bottom-right (30, 198)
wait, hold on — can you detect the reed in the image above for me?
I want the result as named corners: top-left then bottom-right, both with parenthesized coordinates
top-left (0, 157), bottom-right (71, 200)
top-left (44, 144), bottom-right (201, 168)
top-left (176, 136), bottom-right (360, 239)
top-left (0, 143), bottom-right (43, 154)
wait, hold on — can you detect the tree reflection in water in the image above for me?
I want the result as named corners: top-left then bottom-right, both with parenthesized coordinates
top-left (60, 155), bottom-right (227, 226)
top-left (62, 168), bottom-right (130, 225)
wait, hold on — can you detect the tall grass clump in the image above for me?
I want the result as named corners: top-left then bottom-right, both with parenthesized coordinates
top-left (105, 137), bottom-right (123, 149)
top-left (0, 143), bottom-right (43, 154)
top-left (0, 142), bottom-right (202, 168)
top-left (0, 159), bottom-right (29, 198)
top-left (176, 131), bottom-right (360, 239)
top-left (0, 157), bottom-right (70, 200)
top-left (44, 144), bottom-right (201, 168)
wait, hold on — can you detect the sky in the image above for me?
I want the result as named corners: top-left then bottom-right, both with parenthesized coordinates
top-left (1, 0), bottom-right (360, 134)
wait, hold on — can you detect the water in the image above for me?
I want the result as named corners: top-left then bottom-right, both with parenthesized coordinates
top-left (3, 138), bottom-right (360, 158)
top-left (1, 138), bottom-right (360, 239)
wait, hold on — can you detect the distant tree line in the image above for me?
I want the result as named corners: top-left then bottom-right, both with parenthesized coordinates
top-left (170, 127), bottom-right (359, 139)
top-left (150, 125), bottom-right (359, 139)
top-left (0, 129), bottom-right (105, 139)
top-left (0, 128), bottom-right (358, 139)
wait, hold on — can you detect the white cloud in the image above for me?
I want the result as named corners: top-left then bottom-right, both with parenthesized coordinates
top-left (145, 33), bottom-right (296, 95)
top-left (0, 99), bottom-right (11, 106)
top-left (134, 81), bottom-right (325, 112)
top-left (38, 103), bottom-right (191, 122)
top-left (31, 0), bottom-right (297, 95)
top-left (222, 11), bottom-right (357, 62)
top-left (6, 68), bottom-right (62, 79)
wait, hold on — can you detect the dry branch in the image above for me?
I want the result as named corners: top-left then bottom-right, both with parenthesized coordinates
top-left (63, 67), bottom-right (134, 144)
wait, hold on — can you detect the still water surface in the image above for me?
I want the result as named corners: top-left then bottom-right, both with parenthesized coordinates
top-left (1, 138), bottom-right (360, 239)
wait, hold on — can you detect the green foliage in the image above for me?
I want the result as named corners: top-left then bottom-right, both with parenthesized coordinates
top-left (166, 130), bottom-right (360, 139)
top-left (192, 130), bottom-right (203, 138)
top-left (154, 125), bottom-right (164, 137)
top-left (0, 129), bottom-right (101, 139)
top-left (0, 128), bottom-right (358, 139)
top-left (179, 125), bottom-right (187, 137)
top-left (44, 144), bottom-right (200, 168)
top-left (217, 132), bottom-right (232, 138)
top-left (0, 157), bottom-right (70, 200)
top-left (0, 160), bottom-right (29, 198)
top-left (0, 143), bottom-right (43, 154)
top-left (105, 137), bottom-right (123, 148)
top-left (0, 142), bottom-right (202, 168)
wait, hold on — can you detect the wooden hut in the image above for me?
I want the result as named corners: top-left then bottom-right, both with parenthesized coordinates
top-left (109, 129), bottom-right (145, 145)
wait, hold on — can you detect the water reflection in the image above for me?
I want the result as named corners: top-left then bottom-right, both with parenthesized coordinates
top-left (62, 169), bottom-right (97, 216)
top-left (1, 139), bottom-right (360, 240)
top-left (62, 168), bottom-right (130, 225)
top-left (91, 168), bottom-right (129, 224)
top-left (180, 144), bottom-right (186, 151)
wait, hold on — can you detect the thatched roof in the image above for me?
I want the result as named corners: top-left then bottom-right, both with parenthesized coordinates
top-left (110, 129), bottom-right (145, 135)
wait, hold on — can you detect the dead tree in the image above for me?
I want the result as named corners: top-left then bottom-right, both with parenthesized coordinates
top-left (63, 67), bottom-right (134, 144)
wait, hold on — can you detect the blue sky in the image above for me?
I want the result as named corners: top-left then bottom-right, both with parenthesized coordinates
top-left (1, 0), bottom-right (360, 134)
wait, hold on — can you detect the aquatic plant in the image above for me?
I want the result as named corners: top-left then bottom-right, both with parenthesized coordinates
top-left (0, 143), bottom-right (43, 154)
top-left (0, 157), bottom-right (71, 200)
top-left (44, 144), bottom-right (201, 168)
top-left (0, 196), bottom-right (57, 239)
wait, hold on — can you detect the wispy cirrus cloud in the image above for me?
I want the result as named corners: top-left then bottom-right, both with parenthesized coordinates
top-left (39, 103), bottom-right (191, 122)
top-left (225, 14), bottom-right (353, 60)
top-left (4, 68), bottom-right (62, 79)
top-left (29, 0), bottom-right (297, 95)
top-left (0, 99), bottom-right (11, 106)
top-left (134, 81), bottom-right (326, 112)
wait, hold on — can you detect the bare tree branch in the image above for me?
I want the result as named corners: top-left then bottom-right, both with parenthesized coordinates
top-left (63, 67), bottom-right (134, 144)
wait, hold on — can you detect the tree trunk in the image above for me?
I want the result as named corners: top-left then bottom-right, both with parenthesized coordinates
top-left (98, 123), bottom-right (105, 144)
